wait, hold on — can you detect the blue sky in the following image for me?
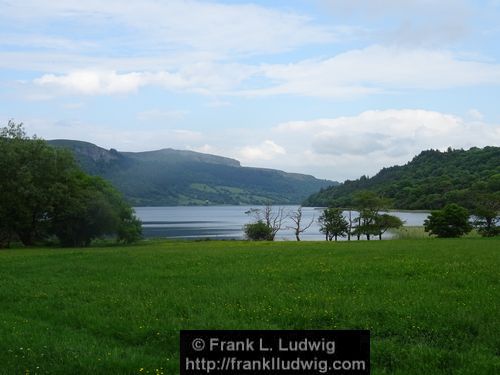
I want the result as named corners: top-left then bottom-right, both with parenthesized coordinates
top-left (1, 0), bottom-right (500, 181)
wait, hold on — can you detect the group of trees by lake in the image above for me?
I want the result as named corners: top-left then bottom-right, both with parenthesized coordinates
top-left (244, 192), bottom-right (405, 242)
top-left (0, 121), bottom-right (142, 248)
top-left (245, 189), bottom-right (499, 241)
top-left (299, 146), bottom-right (500, 241)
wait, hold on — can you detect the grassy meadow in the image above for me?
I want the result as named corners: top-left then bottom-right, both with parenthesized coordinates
top-left (0, 238), bottom-right (499, 374)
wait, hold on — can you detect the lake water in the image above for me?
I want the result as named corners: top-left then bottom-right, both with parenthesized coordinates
top-left (134, 206), bottom-right (430, 241)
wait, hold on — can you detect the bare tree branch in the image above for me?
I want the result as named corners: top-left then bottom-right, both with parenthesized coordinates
top-left (245, 204), bottom-right (286, 241)
top-left (287, 206), bottom-right (314, 241)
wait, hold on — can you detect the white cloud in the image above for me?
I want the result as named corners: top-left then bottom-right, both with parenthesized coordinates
top-left (187, 144), bottom-right (219, 155)
top-left (34, 71), bottom-right (146, 95)
top-left (32, 63), bottom-right (259, 96)
top-left (31, 46), bottom-right (500, 98)
top-left (238, 140), bottom-right (286, 162)
top-left (245, 45), bottom-right (500, 98)
top-left (271, 109), bottom-right (500, 179)
top-left (1, 0), bottom-right (337, 57)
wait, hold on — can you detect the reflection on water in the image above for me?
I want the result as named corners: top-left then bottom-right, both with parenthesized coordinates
top-left (134, 206), bottom-right (430, 241)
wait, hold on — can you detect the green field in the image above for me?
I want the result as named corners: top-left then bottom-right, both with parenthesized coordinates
top-left (1, 239), bottom-right (499, 374)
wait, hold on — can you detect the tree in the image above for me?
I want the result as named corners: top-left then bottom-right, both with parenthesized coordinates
top-left (244, 221), bottom-right (273, 241)
top-left (424, 203), bottom-right (472, 238)
top-left (117, 206), bottom-right (143, 244)
top-left (353, 191), bottom-right (390, 240)
top-left (0, 121), bottom-right (142, 248)
top-left (245, 204), bottom-right (286, 241)
top-left (373, 214), bottom-right (404, 240)
top-left (51, 174), bottom-right (142, 247)
top-left (468, 176), bottom-right (500, 237)
top-left (470, 192), bottom-right (500, 237)
top-left (1, 120), bottom-right (77, 245)
top-left (318, 208), bottom-right (349, 241)
top-left (287, 206), bottom-right (314, 241)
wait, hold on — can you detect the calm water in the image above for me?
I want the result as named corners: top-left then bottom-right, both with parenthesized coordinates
top-left (134, 206), bottom-right (430, 241)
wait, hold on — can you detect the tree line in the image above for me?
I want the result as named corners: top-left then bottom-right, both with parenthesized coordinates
top-left (245, 189), bottom-right (499, 241)
top-left (244, 191), bottom-right (404, 241)
top-left (0, 121), bottom-right (142, 248)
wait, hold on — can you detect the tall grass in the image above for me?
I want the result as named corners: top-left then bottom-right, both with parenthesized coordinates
top-left (390, 226), bottom-right (430, 239)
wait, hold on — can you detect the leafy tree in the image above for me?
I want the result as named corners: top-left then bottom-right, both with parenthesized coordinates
top-left (0, 121), bottom-right (142, 248)
top-left (117, 206), bottom-right (143, 244)
top-left (468, 176), bottom-right (500, 237)
top-left (1, 121), bottom-right (77, 245)
top-left (353, 191), bottom-right (390, 240)
top-left (373, 214), bottom-right (404, 240)
top-left (424, 203), bottom-right (472, 238)
top-left (244, 221), bottom-right (273, 241)
top-left (318, 208), bottom-right (349, 241)
top-left (51, 174), bottom-right (141, 247)
top-left (351, 210), bottom-right (378, 240)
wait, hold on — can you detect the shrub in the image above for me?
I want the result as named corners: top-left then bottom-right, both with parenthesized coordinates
top-left (244, 221), bottom-right (273, 241)
top-left (424, 203), bottom-right (472, 238)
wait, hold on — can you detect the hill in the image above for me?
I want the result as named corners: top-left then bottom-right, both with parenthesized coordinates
top-left (304, 146), bottom-right (500, 209)
top-left (48, 140), bottom-right (336, 206)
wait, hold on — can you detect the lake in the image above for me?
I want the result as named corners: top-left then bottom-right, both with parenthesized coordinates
top-left (134, 206), bottom-right (430, 241)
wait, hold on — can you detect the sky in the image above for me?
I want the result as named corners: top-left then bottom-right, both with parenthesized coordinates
top-left (1, 0), bottom-right (500, 182)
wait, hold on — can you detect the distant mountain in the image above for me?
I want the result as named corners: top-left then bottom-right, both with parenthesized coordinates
top-left (303, 146), bottom-right (500, 210)
top-left (49, 140), bottom-right (337, 206)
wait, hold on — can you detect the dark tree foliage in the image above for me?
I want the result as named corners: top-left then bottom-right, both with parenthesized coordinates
top-left (304, 147), bottom-right (500, 210)
top-left (373, 214), bottom-right (404, 240)
top-left (244, 221), bottom-right (273, 241)
top-left (318, 208), bottom-right (349, 241)
top-left (0, 121), bottom-right (142, 248)
top-left (51, 174), bottom-right (142, 247)
top-left (351, 191), bottom-right (391, 240)
top-left (424, 204), bottom-right (472, 238)
top-left (467, 175), bottom-right (500, 237)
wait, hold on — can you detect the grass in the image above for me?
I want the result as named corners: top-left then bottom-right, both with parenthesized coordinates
top-left (391, 226), bottom-right (482, 240)
top-left (0, 238), bottom-right (499, 374)
top-left (390, 226), bottom-right (430, 239)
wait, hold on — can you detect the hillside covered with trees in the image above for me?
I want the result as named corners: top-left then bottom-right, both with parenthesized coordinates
top-left (304, 147), bottom-right (500, 210)
top-left (49, 140), bottom-right (336, 206)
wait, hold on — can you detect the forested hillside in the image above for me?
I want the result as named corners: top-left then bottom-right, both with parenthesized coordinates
top-left (49, 140), bottom-right (336, 206)
top-left (304, 147), bottom-right (500, 210)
